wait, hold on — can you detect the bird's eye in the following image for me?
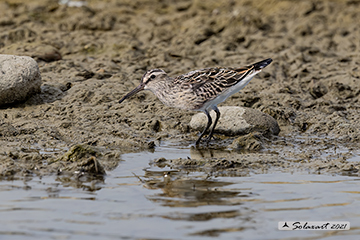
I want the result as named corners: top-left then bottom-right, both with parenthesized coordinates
top-left (150, 74), bottom-right (156, 79)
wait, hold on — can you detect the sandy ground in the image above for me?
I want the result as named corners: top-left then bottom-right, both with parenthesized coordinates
top-left (0, 0), bottom-right (359, 178)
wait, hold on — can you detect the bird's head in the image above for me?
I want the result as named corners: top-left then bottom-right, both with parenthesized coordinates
top-left (119, 69), bottom-right (167, 104)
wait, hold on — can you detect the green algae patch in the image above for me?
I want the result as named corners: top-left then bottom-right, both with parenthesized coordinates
top-left (59, 144), bottom-right (98, 162)
top-left (56, 144), bottom-right (106, 175)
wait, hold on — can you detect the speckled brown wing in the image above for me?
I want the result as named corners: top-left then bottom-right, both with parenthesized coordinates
top-left (174, 66), bottom-right (253, 100)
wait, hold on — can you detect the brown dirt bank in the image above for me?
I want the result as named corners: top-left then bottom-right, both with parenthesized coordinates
top-left (0, 0), bottom-right (359, 178)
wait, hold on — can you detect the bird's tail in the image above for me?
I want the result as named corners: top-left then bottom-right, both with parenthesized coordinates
top-left (253, 58), bottom-right (273, 71)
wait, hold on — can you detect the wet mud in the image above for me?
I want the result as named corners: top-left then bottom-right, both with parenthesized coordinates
top-left (0, 0), bottom-right (359, 178)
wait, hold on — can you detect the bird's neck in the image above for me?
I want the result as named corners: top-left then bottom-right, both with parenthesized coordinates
top-left (148, 77), bottom-right (181, 108)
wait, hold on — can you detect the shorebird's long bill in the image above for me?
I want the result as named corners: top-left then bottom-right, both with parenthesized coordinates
top-left (119, 84), bottom-right (145, 104)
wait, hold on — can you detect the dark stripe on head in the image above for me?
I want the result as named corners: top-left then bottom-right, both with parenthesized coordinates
top-left (141, 69), bottom-right (166, 83)
top-left (148, 69), bottom-right (164, 74)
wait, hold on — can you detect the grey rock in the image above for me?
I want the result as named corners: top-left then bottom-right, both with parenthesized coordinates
top-left (190, 106), bottom-right (280, 136)
top-left (0, 54), bottom-right (42, 106)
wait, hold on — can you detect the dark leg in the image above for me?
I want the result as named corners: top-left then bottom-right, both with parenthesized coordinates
top-left (195, 110), bottom-right (212, 146)
top-left (205, 106), bottom-right (220, 143)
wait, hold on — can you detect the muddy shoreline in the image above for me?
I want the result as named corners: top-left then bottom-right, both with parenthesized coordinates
top-left (0, 0), bottom-right (359, 178)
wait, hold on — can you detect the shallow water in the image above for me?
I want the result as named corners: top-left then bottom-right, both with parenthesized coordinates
top-left (1, 145), bottom-right (360, 240)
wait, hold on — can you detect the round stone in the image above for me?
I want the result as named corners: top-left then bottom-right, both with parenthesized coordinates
top-left (0, 54), bottom-right (42, 106)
